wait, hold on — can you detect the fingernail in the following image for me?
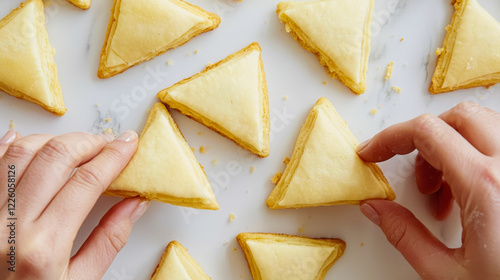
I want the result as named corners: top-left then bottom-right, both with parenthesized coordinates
top-left (0, 130), bottom-right (17, 145)
top-left (357, 138), bottom-right (371, 153)
top-left (130, 199), bottom-right (150, 223)
top-left (360, 203), bottom-right (381, 226)
top-left (116, 130), bottom-right (137, 142)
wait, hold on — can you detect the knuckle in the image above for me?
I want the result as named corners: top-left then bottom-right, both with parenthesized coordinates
top-left (385, 213), bottom-right (412, 251)
top-left (452, 102), bottom-right (480, 115)
top-left (101, 221), bottom-right (128, 256)
top-left (101, 146), bottom-right (127, 163)
top-left (479, 161), bottom-right (500, 190)
top-left (74, 164), bottom-right (103, 189)
top-left (414, 114), bottom-right (440, 134)
top-left (38, 139), bottom-right (72, 163)
top-left (3, 142), bottom-right (35, 161)
top-left (19, 246), bottom-right (52, 274)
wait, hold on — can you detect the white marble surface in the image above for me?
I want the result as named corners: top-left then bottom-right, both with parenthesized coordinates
top-left (1, 0), bottom-right (500, 279)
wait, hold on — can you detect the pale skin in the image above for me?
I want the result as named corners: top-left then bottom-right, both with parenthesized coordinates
top-left (358, 102), bottom-right (500, 279)
top-left (0, 103), bottom-right (498, 279)
top-left (0, 130), bottom-right (149, 280)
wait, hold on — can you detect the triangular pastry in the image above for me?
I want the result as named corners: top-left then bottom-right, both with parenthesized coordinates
top-left (98, 0), bottom-right (220, 78)
top-left (430, 0), bottom-right (500, 94)
top-left (267, 98), bottom-right (395, 209)
top-left (237, 233), bottom-right (345, 280)
top-left (158, 43), bottom-right (271, 158)
top-left (277, 0), bottom-right (373, 94)
top-left (65, 0), bottom-right (91, 10)
top-left (105, 103), bottom-right (219, 210)
top-left (151, 241), bottom-right (211, 280)
top-left (0, 0), bottom-right (66, 116)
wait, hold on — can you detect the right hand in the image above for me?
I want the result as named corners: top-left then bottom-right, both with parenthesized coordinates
top-left (357, 102), bottom-right (500, 279)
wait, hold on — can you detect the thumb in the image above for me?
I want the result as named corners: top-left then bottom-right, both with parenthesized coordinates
top-left (360, 200), bottom-right (463, 279)
top-left (67, 197), bottom-right (150, 279)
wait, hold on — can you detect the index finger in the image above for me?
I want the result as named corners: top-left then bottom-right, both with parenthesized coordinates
top-left (357, 114), bottom-right (484, 205)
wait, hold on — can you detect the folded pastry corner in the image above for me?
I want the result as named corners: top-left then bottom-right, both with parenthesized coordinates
top-left (151, 241), bottom-right (211, 280)
top-left (277, 0), bottom-right (373, 94)
top-left (105, 103), bottom-right (219, 210)
top-left (267, 97), bottom-right (395, 209)
top-left (0, 0), bottom-right (66, 116)
top-left (98, 0), bottom-right (220, 78)
top-left (158, 43), bottom-right (270, 158)
top-left (430, 0), bottom-right (500, 94)
top-left (237, 232), bottom-right (346, 280)
top-left (65, 0), bottom-right (91, 10)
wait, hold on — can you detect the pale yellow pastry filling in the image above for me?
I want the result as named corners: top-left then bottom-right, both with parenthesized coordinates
top-left (153, 246), bottom-right (208, 280)
top-left (282, 0), bottom-right (371, 84)
top-left (246, 239), bottom-right (335, 280)
top-left (0, 1), bottom-right (52, 106)
top-left (106, 0), bottom-right (212, 68)
top-left (109, 111), bottom-right (211, 200)
top-left (442, 0), bottom-right (500, 88)
top-left (279, 107), bottom-right (389, 206)
top-left (167, 50), bottom-right (265, 151)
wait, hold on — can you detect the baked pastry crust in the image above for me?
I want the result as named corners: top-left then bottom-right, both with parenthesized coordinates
top-left (277, 0), bottom-right (373, 95)
top-left (237, 233), bottom-right (345, 280)
top-left (158, 43), bottom-right (271, 158)
top-left (267, 98), bottom-right (395, 209)
top-left (98, 0), bottom-right (220, 78)
top-left (430, 0), bottom-right (500, 94)
top-left (0, 0), bottom-right (66, 116)
top-left (151, 241), bottom-right (211, 280)
top-left (65, 0), bottom-right (91, 9)
top-left (105, 103), bottom-right (219, 210)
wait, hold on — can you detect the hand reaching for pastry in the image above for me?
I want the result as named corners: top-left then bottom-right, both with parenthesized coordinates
top-left (357, 102), bottom-right (500, 279)
top-left (0, 130), bottom-right (149, 280)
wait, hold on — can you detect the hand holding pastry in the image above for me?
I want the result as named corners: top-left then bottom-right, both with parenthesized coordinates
top-left (0, 130), bottom-right (148, 279)
top-left (357, 102), bottom-right (500, 279)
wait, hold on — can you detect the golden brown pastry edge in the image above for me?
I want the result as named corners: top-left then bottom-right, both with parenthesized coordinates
top-left (157, 42), bottom-right (271, 158)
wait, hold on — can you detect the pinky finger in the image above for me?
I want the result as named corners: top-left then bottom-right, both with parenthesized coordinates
top-left (431, 180), bottom-right (454, 221)
top-left (67, 198), bottom-right (150, 280)
top-left (0, 130), bottom-right (21, 158)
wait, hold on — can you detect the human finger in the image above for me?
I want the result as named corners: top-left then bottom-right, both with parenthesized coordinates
top-left (67, 198), bottom-right (149, 280)
top-left (39, 130), bottom-right (138, 241)
top-left (17, 133), bottom-right (113, 221)
top-left (357, 114), bottom-right (484, 205)
top-left (430, 181), bottom-right (454, 221)
top-left (0, 130), bottom-right (21, 158)
top-left (439, 102), bottom-right (500, 157)
top-left (415, 153), bottom-right (442, 195)
top-left (360, 200), bottom-right (465, 278)
top-left (0, 134), bottom-right (54, 205)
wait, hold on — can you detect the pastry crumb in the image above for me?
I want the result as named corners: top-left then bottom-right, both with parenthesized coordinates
top-left (376, 67), bottom-right (380, 70)
top-left (283, 157), bottom-right (290, 165)
top-left (271, 172), bottom-right (283, 184)
top-left (298, 226), bottom-right (305, 234)
top-left (199, 146), bottom-right (208, 154)
top-left (9, 120), bottom-right (15, 130)
top-left (105, 117), bottom-right (111, 122)
top-left (198, 132), bottom-right (202, 135)
top-left (385, 61), bottom-right (394, 80)
top-left (283, 95), bottom-right (289, 100)
top-left (167, 59), bottom-right (173, 65)
top-left (95, 103), bottom-right (101, 107)
top-left (190, 147), bottom-right (196, 152)
top-left (194, 49), bottom-right (199, 54)
top-left (212, 159), bottom-right (218, 166)
top-left (206, 62), bottom-right (213, 67)
top-left (361, 242), bottom-right (364, 247)
top-left (104, 128), bottom-right (115, 135)
top-left (186, 52), bottom-right (192, 56)
top-left (435, 47), bottom-right (445, 56)
top-left (233, 248), bottom-right (237, 251)
top-left (392, 86), bottom-right (402, 93)
top-left (378, 104), bottom-right (382, 109)
top-left (400, 37), bottom-right (404, 42)
top-left (370, 109), bottom-right (378, 115)
top-left (250, 166), bottom-right (255, 173)
top-left (228, 213), bottom-right (236, 222)
top-left (322, 81), bottom-right (327, 85)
